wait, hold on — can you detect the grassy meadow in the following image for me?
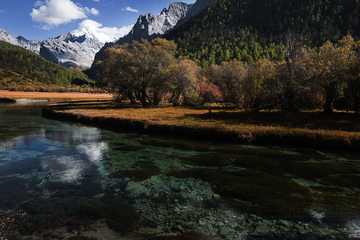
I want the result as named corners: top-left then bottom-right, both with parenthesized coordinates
top-left (43, 101), bottom-right (360, 151)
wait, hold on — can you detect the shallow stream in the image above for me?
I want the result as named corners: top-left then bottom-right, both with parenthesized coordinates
top-left (1, 103), bottom-right (360, 240)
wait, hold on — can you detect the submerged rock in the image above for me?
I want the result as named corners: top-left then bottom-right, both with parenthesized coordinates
top-left (251, 225), bottom-right (271, 236)
top-left (220, 226), bottom-right (232, 236)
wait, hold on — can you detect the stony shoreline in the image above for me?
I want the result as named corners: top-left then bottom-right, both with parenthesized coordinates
top-left (0, 98), bottom-right (49, 103)
top-left (120, 175), bottom-right (352, 240)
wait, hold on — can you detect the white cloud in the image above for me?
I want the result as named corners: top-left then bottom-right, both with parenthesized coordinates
top-left (122, 7), bottom-right (138, 13)
top-left (85, 7), bottom-right (99, 15)
top-left (34, 1), bottom-right (44, 7)
top-left (30, 0), bottom-right (99, 30)
top-left (72, 19), bottom-right (133, 43)
top-left (0, 9), bottom-right (6, 14)
top-left (93, 0), bottom-right (100, 2)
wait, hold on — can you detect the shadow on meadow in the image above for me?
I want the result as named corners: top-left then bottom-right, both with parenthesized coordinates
top-left (186, 111), bottom-right (360, 132)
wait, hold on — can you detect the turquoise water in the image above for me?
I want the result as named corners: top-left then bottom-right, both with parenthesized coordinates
top-left (1, 103), bottom-right (360, 240)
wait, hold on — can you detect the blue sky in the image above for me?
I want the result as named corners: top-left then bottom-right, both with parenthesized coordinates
top-left (0, 0), bottom-right (194, 41)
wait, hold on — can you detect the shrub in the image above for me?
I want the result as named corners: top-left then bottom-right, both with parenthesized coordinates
top-left (198, 81), bottom-right (224, 103)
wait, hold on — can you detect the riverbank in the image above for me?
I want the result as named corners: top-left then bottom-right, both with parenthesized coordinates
top-left (0, 90), bottom-right (112, 102)
top-left (42, 101), bottom-right (360, 152)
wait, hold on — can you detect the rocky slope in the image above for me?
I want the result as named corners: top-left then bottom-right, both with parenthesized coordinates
top-left (0, 27), bottom-right (105, 69)
top-left (40, 29), bottom-right (104, 69)
top-left (0, 28), bottom-right (41, 54)
top-left (118, 2), bottom-right (193, 45)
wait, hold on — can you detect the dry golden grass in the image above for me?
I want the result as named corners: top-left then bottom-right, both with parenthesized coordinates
top-left (0, 90), bottom-right (112, 101)
top-left (65, 102), bottom-right (360, 132)
top-left (45, 101), bottom-right (360, 150)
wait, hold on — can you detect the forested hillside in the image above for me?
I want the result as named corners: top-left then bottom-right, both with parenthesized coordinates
top-left (165, 0), bottom-right (360, 67)
top-left (0, 41), bottom-right (93, 87)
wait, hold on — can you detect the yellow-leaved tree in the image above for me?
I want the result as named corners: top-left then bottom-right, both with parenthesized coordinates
top-left (308, 35), bottom-right (359, 112)
top-left (98, 38), bottom-right (177, 106)
top-left (242, 59), bottom-right (279, 112)
top-left (208, 60), bottom-right (247, 107)
top-left (168, 57), bottom-right (200, 106)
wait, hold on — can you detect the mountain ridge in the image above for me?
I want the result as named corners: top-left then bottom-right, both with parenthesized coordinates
top-left (0, 27), bottom-right (105, 69)
top-left (0, 40), bottom-right (93, 87)
top-left (120, 2), bottom-right (193, 43)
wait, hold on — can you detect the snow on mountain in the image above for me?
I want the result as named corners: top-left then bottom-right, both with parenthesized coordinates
top-left (72, 25), bottom-right (117, 44)
top-left (40, 30), bottom-right (104, 69)
top-left (0, 28), bottom-right (42, 54)
top-left (0, 27), bottom-right (105, 69)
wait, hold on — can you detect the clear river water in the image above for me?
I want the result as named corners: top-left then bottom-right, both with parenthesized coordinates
top-left (1, 102), bottom-right (360, 240)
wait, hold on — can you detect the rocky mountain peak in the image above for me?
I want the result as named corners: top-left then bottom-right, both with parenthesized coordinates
top-left (118, 2), bottom-right (193, 45)
top-left (72, 25), bottom-right (114, 44)
top-left (40, 31), bottom-right (104, 69)
top-left (0, 28), bottom-right (41, 54)
top-left (16, 36), bottom-right (27, 41)
top-left (0, 27), bottom-right (104, 69)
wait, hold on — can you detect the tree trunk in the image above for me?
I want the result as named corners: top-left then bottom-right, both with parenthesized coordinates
top-left (324, 97), bottom-right (334, 113)
top-left (152, 93), bottom-right (161, 106)
top-left (355, 92), bottom-right (359, 114)
top-left (125, 90), bottom-right (136, 104)
top-left (324, 83), bottom-right (336, 113)
top-left (139, 90), bottom-right (149, 107)
top-left (170, 91), bottom-right (181, 106)
top-left (281, 86), bottom-right (296, 114)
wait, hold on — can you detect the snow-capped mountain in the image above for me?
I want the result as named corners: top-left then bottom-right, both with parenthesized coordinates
top-left (40, 30), bottom-right (104, 69)
top-left (0, 27), bottom-right (106, 69)
top-left (72, 26), bottom-right (117, 44)
top-left (0, 28), bottom-right (41, 54)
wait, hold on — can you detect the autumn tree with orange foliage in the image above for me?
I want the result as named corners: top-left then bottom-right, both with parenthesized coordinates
top-left (207, 60), bottom-right (247, 107)
top-left (242, 59), bottom-right (279, 112)
top-left (98, 35), bottom-right (360, 113)
top-left (303, 35), bottom-right (360, 112)
top-left (168, 57), bottom-right (200, 106)
top-left (98, 39), bottom-right (177, 106)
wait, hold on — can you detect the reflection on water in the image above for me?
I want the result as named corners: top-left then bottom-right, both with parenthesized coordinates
top-left (0, 103), bottom-right (360, 239)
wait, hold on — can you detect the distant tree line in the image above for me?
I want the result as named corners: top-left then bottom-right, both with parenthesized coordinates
top-left (99, 37), bottom-right (360, 114)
